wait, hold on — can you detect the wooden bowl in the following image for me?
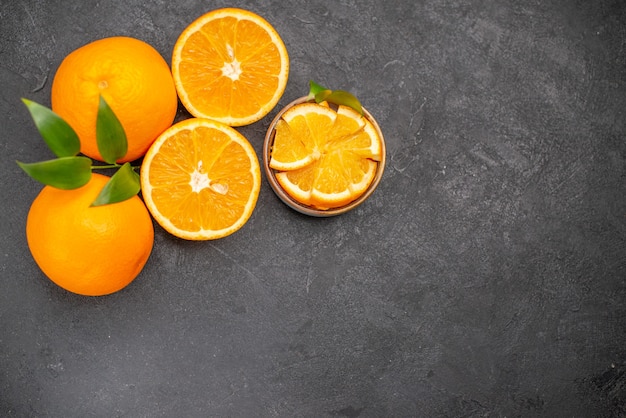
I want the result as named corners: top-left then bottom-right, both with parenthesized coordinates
top-left (262, 96), bottom-right (386, 217)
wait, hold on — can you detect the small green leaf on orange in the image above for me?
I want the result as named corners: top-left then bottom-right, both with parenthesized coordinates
top-left (313, 89), bottom-right (333, 103)
top-left (308, 80), bottom-right (328, 99)
top-left (91, 162), bottom-right (140, 206)
top-left (21, 98), bottom-right (80, 157)
top-left (17, 156), bottom-right (92, 189)
top-left (96, 95), bottom-right (127, 164)
top-left (321, 90), bottom-right (363, 115)
top-left (307, 80), bottom-right (363, 115)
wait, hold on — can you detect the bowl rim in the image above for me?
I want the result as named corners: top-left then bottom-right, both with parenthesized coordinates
top-left (262, 96), bottom-right (386, 217)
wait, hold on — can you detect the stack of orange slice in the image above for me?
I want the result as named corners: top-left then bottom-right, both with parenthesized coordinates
top-left (269, 101), bottom-right (383, 210)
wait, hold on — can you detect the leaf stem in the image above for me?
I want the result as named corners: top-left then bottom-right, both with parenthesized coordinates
top-left (91, 164), bottom-right (141, 170)
top-left (92, 164), bottom-right (119, 170)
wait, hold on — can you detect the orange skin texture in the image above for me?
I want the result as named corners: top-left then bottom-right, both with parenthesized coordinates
top-left (26, 174), bottom-right (154, 296)
top-left (51, 36), bottom-right (178, 162)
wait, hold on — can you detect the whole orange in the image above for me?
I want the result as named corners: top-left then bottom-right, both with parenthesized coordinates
top-left (51, 36), bottom-right (178, 162)
top-left (26, 173), bottom-right (154, 296)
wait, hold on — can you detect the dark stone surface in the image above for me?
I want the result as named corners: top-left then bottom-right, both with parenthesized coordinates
top-left (1, 0), bottom-right (625, 416)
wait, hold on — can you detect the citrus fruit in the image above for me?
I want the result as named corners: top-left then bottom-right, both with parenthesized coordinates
top-left (51, 36), bottom-right (178, 162)
top-left (26, 173), bottom-right (154, 296)
top-left (140, 118), bottom-right (261, 240)
top-left (171, 8), bottom-right (289, 126)
top-left (269, 102), bottom-right (383, 210)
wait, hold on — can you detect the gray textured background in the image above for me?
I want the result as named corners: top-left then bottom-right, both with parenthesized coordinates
top-left (1, 0), bottom-right (625, 416)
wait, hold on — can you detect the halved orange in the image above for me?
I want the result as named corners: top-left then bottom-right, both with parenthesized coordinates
top-left (172, 8), bottom-right (289, 126)
top-left (269, 102), bottom-right (382, 210)
top-left (140, 118), bottom-right (261, 240)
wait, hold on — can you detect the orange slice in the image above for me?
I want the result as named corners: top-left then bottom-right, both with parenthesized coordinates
top-left (266, 120), bottom-right (314, 171)
top-left (276, 155), bottom-right (378, 210)
top-left (140, 118), bottom-right (261, 240)
top-left (269, 103), bottom-right (336, 170)
top-left (269, 102), bottom-right (382, 210)
top-left (328, 105), bottom-right (383, 160)
top-left (172, 8), bottom-right (290, 126)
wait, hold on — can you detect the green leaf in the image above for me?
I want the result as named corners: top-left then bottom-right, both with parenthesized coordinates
top-left (307, 81), bottom-right (364, 115)
top-left (91, 162), bottom-right (140, 206)
top-left (17, 156), bottom-right (92, 189)
top-left (318, 90), bottom-right (363, 115)
top-left (96, 95), bottom-right (127, 164)
top-left (313, 89), bottom-right (333, 103)
top-left (21, 98), bottom-right (80, 157)
top-left (308, 80), bottom-right (327, 99)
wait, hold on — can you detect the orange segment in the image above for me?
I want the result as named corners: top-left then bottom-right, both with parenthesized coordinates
top-left (172, 8), bottom-right (289, 126)
top-left (140, 118), bottom-right (261, 240)
top-left (269, 102), bottom-right (382, 210)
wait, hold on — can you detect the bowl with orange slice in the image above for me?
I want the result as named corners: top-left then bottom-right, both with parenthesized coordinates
top-left (263, 82), bottom-right (386, 216)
